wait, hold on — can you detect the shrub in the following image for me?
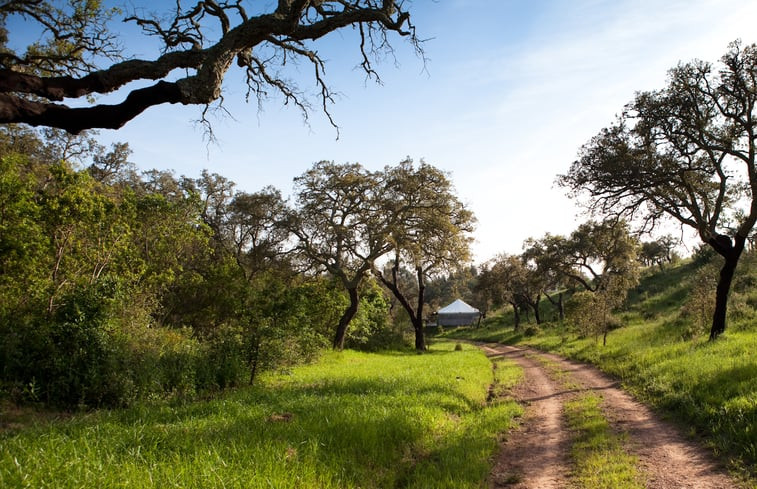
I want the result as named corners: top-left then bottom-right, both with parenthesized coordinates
top-left (524, 326), bottom-right (540, 337)
top-left (200, 324), bottom-right (246, 389)
top-left (346, 280), bottom-right (403, 351)
top-left (679, 262), bottom-right (718, 339)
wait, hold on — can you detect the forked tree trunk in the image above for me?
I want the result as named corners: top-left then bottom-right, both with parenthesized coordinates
top-left (708, 235), bottom-right (746, 341)
top-left (545, 292), bottom-right (565, 321)
top-left (333, 287), bottom-right (359, 350)
top-left (376, 264), bottom-right (427, 351)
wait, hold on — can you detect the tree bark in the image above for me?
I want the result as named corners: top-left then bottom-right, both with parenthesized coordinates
top-left (510, 301), bottom-right (521, 331)
top-left (531, 293), bottom-right (542, 325)
top-left (375, 263), bottom-right (426, 351)
top-left (1, 81), bottom-right (183, 134)
top-left (413, 266), bottom-right (426, 351)
top-left (708, 234), bottom-right (746, 340)
top-left (333, 286), bottom-right (359, 350)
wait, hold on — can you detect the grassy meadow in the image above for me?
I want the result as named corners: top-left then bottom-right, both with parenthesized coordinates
top-left (0, 341), bottom-right (522, 489)
top-left (445, 256), bottom-right (757, 478)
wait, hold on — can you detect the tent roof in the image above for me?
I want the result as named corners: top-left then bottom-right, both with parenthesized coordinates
top-left (437, 299), bottom-right (480, 314)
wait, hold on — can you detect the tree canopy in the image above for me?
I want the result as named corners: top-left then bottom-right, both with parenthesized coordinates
top-left (375, 159), bottom-right (475, 350)
top-left (0, 0), bottom-right (420, 133)
top-left (289, 161), bottom-right (392, 350)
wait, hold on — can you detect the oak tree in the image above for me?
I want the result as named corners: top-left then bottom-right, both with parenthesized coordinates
top-left (560, 42), bottom-right (757, 339)
top-left (374, 159), bottom-right (475, 350)
top-left (476, 254), bottom-right (529, 330)
top-left (522, 235), bottom-right (571, 321)
top-left (289, 160), bottom-right (392, 350)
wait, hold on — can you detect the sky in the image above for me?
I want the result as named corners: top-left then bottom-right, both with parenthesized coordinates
top-left (81, 0), bottom-right (757, 263)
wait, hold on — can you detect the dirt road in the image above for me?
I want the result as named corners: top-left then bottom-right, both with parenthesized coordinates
top-left (482, 343), bottom-right (741, 489)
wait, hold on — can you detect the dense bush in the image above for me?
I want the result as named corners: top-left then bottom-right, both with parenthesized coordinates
top-left (0, 128), bottom-right (338, 408)
top-left (346, 279), bottom-right (409, 351)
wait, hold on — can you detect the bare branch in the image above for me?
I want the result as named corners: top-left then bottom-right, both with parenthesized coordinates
top-left (1, 1), bottom-right (422, 133)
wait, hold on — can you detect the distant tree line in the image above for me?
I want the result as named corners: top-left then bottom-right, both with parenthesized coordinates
top-left (471, 220), bottom-right (642, 344)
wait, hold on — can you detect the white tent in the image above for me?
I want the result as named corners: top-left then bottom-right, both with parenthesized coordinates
top-left (436, 299), bottom-right (481, 326)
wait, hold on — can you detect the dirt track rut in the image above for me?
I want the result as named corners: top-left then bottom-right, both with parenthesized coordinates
top-left (482, 343), bottom-right (740, 489)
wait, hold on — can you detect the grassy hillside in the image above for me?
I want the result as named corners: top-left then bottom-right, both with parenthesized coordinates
top-left (446, 253), bottom-right (757, 478)
top-left (0, 341), bottom-right (521, 489)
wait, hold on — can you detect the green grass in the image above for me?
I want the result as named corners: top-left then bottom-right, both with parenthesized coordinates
top-left (564, 394), bottom-right (643, 489)
top-left (445, 258), bottom-right (757, 480)
top-left (0, 341), bottom-right (522, 488)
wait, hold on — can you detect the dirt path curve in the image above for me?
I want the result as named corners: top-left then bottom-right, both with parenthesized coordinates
top-left (485, 344), bottom-right (571, 488)
top-left (481, 343), bottom-right (740, 489)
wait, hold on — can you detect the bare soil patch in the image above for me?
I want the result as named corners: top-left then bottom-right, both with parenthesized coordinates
top-left (484, 344), bottom-right (571, 488)
top-left (482, 343), bottom-right (742, 489)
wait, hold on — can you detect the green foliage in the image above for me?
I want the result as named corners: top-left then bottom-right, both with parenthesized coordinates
top-left (0, 128), bottom-right (337, 408)
top-left (566, 285), bottom-right (624, 344)
top-left (346, 278), bottom-right (407, 351)
top-left (679, 261), bottom-right (719, 339)
top-left (523, 325), bottom-right (540, 337)
top-left (0, 153), bottom-right (48, 317)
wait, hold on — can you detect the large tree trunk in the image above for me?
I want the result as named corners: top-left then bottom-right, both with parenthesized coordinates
top-left (412, 318), bottom-right (426, 350)
top-left (413, 267), bottom-right (426, 351)
top-left (708, 235), bottom-right (746, 340)
top-left (532, 293), bottom-right (542, 325)
top-left (333, 287), bottom-right (359, 350)
top-left (510, 301), bottom-right (521, 331)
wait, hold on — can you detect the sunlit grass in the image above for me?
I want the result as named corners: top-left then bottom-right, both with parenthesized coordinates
top-left (0, 341), bottom-right (522, 488)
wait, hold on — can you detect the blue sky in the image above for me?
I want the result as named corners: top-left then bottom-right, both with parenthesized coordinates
top-left (83, 0), bottom-right (757, 262)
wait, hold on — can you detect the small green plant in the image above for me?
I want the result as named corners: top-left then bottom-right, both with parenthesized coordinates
top-left (679, 262), bottom-right (718, 340)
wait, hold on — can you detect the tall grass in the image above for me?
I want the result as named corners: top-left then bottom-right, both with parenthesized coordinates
top-left (0, 341), bottom-right (521, 488)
